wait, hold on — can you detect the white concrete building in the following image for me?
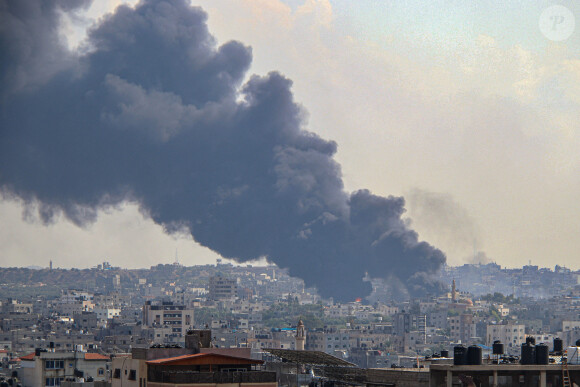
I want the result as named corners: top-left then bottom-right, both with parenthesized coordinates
top-left (92, 307), bottom-right (121, 325)
top-left (486, 323), bottom-right (526, 354)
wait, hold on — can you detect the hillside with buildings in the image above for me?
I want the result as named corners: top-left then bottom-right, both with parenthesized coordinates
top-left (1, 261), bottom-right (579, 384)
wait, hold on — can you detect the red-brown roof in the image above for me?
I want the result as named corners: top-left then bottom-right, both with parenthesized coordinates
top-left (84, 353), bottom-right (109, 360)
top-left (19, 353), bottom-right (35, 361)
top-left (146, 352), bottom-right (263, 366)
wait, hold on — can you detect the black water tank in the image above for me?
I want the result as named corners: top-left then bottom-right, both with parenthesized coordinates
top-left (576, 339), bottom-right (580, 347)
top-left (441, 350), bottom-right (449, 358)
top-left (526, 336), bottom-right (536, 346)
top-left (467, 345), bottom-right (482, 365)
top-left (554, 338), bottom-right (563, 353)
top-left (536, 344), bottom-right (549, 365)
top-left (521, 343), bottom-right (536, 365)
top-left (454, 345), bottom-right (468, 365)
top-left (493, 341), bottom-right (504, 355)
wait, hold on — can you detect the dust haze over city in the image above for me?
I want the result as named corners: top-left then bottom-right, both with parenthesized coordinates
top-left (1, 0), bottom-right (580, 301)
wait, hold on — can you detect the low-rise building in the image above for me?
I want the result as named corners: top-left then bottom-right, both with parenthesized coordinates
top-left (19, 349), bottom-right (109, 387)
top-left (111, 330), bottom-right (272, 387)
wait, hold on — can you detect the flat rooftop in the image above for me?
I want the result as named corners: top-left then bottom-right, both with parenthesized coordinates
top-left (431, 364), bottom-right (580, 371)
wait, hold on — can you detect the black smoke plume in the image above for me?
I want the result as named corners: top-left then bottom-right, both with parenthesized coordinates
top-left (0, 0), bottom-right (446, 301)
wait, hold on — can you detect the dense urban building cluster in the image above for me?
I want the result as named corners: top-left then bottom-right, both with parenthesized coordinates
top-left (0, 260), bottom-right (579, 386)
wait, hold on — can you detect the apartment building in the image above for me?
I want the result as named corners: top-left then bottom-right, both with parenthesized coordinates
top-left (209, 276), bottom-right (238, 301)
top-left (142, 301), bottom-right (194, 341)
top-left (486, 323), bottom-right (526, 354)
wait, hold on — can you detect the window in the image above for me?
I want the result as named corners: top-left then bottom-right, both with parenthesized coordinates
top-left (113, 369), bottom-right (121, 378)
top-left (98, 368), bottom-right (105, 376)
top-left (129, 369), bottom-right (137, 380)
top-left (45, 378), bottom-right (63, 386)
top-left (45, 360), bottom-right (64, 369)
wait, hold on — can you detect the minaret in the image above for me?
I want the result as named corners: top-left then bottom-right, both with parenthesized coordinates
top-left (295, 319), bottom-right (305, 351)
top-left (452, 279), bottom-right (457, 302)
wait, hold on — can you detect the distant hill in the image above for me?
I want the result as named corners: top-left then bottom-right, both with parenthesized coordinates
top-left (25, 265), bottom-right (45, 270)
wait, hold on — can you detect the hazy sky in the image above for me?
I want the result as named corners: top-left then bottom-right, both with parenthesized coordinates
top-left (1, 0), bottom-right (579, 271)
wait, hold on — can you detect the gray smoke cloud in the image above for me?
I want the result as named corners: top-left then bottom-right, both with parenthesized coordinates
top-left (0, 0), bottom-right (445, 301)
top-left (405, 189), bottom-right (482, 265)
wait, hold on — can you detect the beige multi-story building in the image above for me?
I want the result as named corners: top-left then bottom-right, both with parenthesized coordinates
top-left (1, 299), bottom-right (33, 314)
top-left (486, 323), bottom-right (526, 354)
top-left (142, 301), bottom-right (194, 342)
top-left (19, 350), bottom-right (109, 387)
top-left (56, 291), bottom-right (94, 317)
top-left (306, 328), bottom-right (350, 353)
top-left (209, 276), bottom-right (238, 301)
top-left (449, 314), bottom-right (476, 344)
top-left (563, 321), bottom-right (580, 331)
top-left (56, 301), bottom-right (94, 317)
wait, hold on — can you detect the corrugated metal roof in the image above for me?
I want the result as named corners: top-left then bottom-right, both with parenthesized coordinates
top-left (263, 349), bottom-right (356, 367)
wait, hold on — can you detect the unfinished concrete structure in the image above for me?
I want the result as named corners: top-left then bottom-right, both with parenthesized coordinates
top-left (429, 363), bottom-right (580, 387)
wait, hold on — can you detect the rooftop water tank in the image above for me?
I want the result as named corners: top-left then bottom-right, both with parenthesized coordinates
top-left (521, 343), bottom-right (535, 365)
top-left (454, 345), bottom-right (467, 365)
top-left (493, 341), bottom-right (504, 355)
top-left (467, 345), bottom-right (482, 365)
top-left (535, 344), bottom-right (549, 365)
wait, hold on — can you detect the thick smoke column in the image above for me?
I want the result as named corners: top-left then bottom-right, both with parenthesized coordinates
top-left (0, 0), bottom-right (445, 301)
